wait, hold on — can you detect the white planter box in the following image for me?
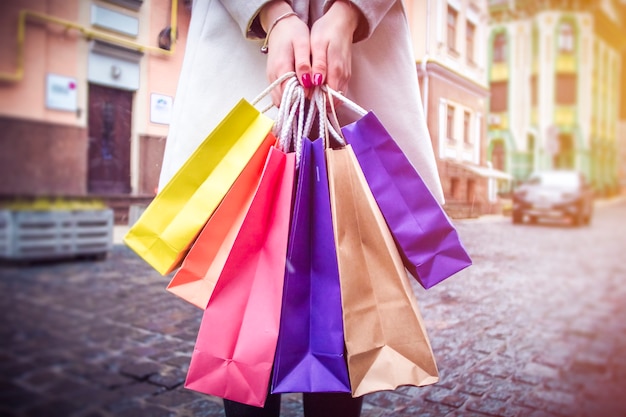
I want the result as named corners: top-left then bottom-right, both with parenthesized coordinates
top-left (0, 209), bottom-right (113, 261)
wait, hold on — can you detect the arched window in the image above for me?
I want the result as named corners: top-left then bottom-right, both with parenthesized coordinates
top-left (493, 32), bottom-right (507, 62)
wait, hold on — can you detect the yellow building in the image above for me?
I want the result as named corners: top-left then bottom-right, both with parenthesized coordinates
top-left (488, 0), bottom-right (626, 196)
top-left (0, 0), bottom-right (190, 220)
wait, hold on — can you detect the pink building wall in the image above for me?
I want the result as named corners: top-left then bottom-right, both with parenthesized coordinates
top-left (0, 0), bottom-right (190, 198)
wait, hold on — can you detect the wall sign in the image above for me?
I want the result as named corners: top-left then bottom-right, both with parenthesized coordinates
top-left (150, 93), bottom-right (173, 125)
top-left (46, 73), bottom-right (78, 112)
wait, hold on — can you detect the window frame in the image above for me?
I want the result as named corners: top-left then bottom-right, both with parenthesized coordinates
top-left (447, 104), bottom-right (456, 142)
top-left (447, 5), bottom-right (458, 52)
top-left (466, 20), bottom-right (476, 64)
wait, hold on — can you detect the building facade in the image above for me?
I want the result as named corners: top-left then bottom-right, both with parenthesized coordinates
top-left (488, 0), bottom-right (626, 196)
top-left (406, 0), bottom-right (509, 218)
top-left (0, 0), bottom-right (190, 218)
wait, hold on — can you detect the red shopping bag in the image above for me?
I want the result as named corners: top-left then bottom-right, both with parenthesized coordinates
top-left (166, 132), bottom-right (276, 309)
top-left (184, 146), bottom-right (295, 407)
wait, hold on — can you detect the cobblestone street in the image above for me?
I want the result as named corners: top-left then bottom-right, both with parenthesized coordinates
top-left (1, 198), bottom-right (625, 417)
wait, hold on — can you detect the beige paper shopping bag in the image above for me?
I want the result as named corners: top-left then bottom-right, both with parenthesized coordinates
top-left (326, 144), bottom-right (439, 397)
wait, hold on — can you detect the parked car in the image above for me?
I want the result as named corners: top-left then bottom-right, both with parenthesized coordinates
top-left (511, 170), bottom-right (593, 226)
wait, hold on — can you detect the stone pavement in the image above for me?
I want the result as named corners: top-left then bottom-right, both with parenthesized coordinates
top-left (1, 198), bottom-right (626, 417)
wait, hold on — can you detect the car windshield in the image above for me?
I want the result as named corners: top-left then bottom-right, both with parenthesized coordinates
top-left (528, 172), bottom-right (580, 188)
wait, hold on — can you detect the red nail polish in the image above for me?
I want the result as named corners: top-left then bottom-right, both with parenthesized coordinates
top-left (313, 73), bottom-right (323, 86)
top-left (302, 73), bottom-right (312, 88)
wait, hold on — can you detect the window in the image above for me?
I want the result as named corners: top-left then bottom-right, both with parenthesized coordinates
top-left (490, 81), bottom-right (508, 112)
top-left (555, 74), bottom-right (577, 104)
top-left (493, 32), bottom-right (506, 63)
top-left (447, 6), bottom-right (458, 51)
top-left (447, 104), bottom-right (455, 140)
top-left (466, 21), bottom-right (476, 63)
top-left (463, 111), bottom-right (471, 144)
top-left (558, 22), bottom-right (575, 53)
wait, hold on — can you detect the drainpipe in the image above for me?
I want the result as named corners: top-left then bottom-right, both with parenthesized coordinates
top-left (0, 0), bottom-right (178, 83)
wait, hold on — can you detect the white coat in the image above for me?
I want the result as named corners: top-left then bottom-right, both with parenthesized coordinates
top-left (159, 0), bottom-right (445, 204)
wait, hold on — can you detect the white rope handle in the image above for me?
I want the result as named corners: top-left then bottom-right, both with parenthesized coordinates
top-left (324, 88), bottom-right (346, 146)
top-left (313, 87), bottom-right (345, 147)
top-left (251, 72), bottom-right (296, 106)
top-left (278, 84), bottom-right (300, 151)
top-left (276, 81), bottom-right (307, 153)
top-left (302, 92), bottom-right (318, 140)
top-left (283, 87), bottom-right (304, 152)
top-left (325, 86), bottom-right (367, 117)
top-left (313, 88), bottom-right (327, 146)
top-left (294, 87), bottom-right (306, 166)
top-left (273, 76), bottom-right (300, 142)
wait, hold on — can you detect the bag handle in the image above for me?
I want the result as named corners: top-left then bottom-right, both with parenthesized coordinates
top-left (273, 76), bottom-right (300, 147)
top-left (325, 86), bottom-right (367, 117)
top-left (278, 83), bottom-right (304, 154)
top-left (251, 72), bottom-right (297, 108)
top-left (313, 87), bottom-right (346, 147)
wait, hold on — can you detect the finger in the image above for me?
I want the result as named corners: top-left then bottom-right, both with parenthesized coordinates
top-left (292, 36), bottom-right (312, 89)
top-left (325, 41), bottom-right (351, 89)
top-left (310, 38), bottom-right (328, 86)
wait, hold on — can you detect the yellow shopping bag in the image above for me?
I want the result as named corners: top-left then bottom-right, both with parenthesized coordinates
top-left (124, 99), bottom-right (274, 275)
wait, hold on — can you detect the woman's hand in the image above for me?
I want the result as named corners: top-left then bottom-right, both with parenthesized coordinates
top-left (260, 1), bottom-right (311, 107)
top-left (309, 0), bottom-right (360, 95)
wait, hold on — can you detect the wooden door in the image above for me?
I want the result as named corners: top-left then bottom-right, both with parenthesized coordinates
top-left (87, 83), bottom-right (132, 194)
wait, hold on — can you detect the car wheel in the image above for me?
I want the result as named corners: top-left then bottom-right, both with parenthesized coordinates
top-left (572, 210), bottom-right (584, 227)
top-left (585, 205), bottom-right (593, 225)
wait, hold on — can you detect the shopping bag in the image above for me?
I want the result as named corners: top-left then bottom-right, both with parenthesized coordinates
top-left (185, 145), bottom-right (295, 407)
top-left (271, 137), bottom-right (350, 394)
top-left (124, 100), bottom-right (274, 275)
top-left (330, 89), bottom-right (471, 289)
top-left (326, 144), bottom-right (439, 397)
top-left (165, 132), bottom-right (276, 309)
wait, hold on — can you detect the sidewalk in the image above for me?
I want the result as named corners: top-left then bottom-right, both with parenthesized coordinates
top-left (3, 196), bottom-right (623, 416)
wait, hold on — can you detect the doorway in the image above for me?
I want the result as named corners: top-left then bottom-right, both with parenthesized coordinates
top-left (87, 83), bottom-right (132, 194)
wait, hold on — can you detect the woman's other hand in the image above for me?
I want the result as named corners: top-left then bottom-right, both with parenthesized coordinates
top-left (309, 0), bottom-right (360, 95)
top-left (260, 1), bottom-right (311, 107)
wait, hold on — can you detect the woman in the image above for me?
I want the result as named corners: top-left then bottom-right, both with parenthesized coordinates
top-left (159, 1), bottom-right (444, 415)
top-left (159, 0), bottom-right (443, 204)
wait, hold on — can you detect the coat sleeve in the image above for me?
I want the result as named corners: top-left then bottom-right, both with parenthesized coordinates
top-left (322, 0), bottom-right (397, 42)
top-left (219, 0), bottom-right (295, 39)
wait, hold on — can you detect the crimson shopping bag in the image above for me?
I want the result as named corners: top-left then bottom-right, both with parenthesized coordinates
top-left (271, 137), bottom-right (350, 394)
top-left (184, 146), bottom-right (295, 407)
top-left (335, 92), bottom-right (471, 289)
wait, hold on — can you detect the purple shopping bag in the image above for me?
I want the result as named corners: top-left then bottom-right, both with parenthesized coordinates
top-left (271, 137), bottom-right (350, 394)
top-left (342, 111), bottom-right (472, 289)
